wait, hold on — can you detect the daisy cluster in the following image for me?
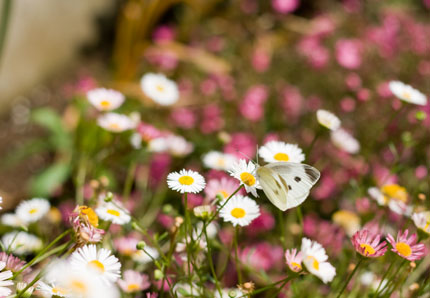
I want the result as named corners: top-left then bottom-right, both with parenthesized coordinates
top-left (2, 0), bottom-right (430, 297)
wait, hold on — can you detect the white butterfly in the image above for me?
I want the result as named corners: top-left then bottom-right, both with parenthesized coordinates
top-left (256, 162), bottom-right (320, 211)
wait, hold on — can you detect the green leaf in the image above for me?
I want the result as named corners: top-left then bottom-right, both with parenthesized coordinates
top-left (29, 162), bottom-right (71, 197)
top-left (32, 108), bottom-right (72, 150)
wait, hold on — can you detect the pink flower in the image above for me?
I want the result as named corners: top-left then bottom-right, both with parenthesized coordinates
top-left (149, 153), bottom-right (172, 189)
top-left (239, 243), bottom-right (283, 271)
top-left (0, 252), bottom-right (31, 274)
top-left (345, 73), bottom-right (362, 90)
top-left (415, 166), bottom-right (428, 179)
top-left (200, 104), bottom-right (224, 134)
top-left (297, 37), bottom-right (329, 69)
top-left (114, 236), bottom-right (139, 256)
top-left (137, 122), bottom-right (163, 143)
top-left (272, 0), bottom-right (300, 14)
top-left (224, 133), bottom-right (257, 160)
top-left (387, 230), bottom-right (426, 261)
top-left (285, 248), bottom-right (303, 272)
top-left (280, 86), bottom-right (303, 122)
top-left (245, 208), bottom-right (275, 236)
top-left (205, 178), bottom-right (240, 201)
top-left (351, 230), bottom-right (387, 258)
top-left (118, 270), bottom-right (150, 293)
top-left (252, 48), bottom-right (271, 72)
top-left (335, 39), bottom-right (362, 69)
top-left (170, 108), bottom-right (196, 129)
top-left (152, 25), bottom-right (175, 43)
top-left (239, 85), bottom-right (268, 122)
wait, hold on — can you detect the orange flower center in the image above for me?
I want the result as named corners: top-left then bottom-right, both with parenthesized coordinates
top-left (240, 172), bottom-right (256, 186)
top-left (100, 100), bottom-right (111, 108)
top-left (87, 260), bottom-right (105, 274)
top-left (395, 242), bottom-right (412, 257)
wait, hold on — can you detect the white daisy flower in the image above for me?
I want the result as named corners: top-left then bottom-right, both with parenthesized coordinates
top-left (45, 260), bottom-right (119, 298)
top-left (301, 238), bottom-right (336, 284)
top-left (69, 244), bottom-right (121, 285)
top-left (368, 187), bottom-right (388, 206)
top-left (330, 128), bottom-right (360, 154)
top-left (165, 135), bottom-right (194, 157)
top-left (87, 88), bottom-right (125, 111)
top-left (16, 198), bottom-right (50, 224)
top-left (259, 141), bottom-right (305, 163)
top-left (316, 109), bottom-right (341, 131)
top-left (96, 202), bottom-right (131, 225)
top-left (229, 159), bottom-right (260, 197)
top-left (219, 195), bottom-right (260, 227)
top-left (389, 81), bottom-right (427, 106)
top-left (2, 232), bottom-right (43, 255)
top-left (37, 281), bottom-right (68, 297)
top-left (412, 211), bottom-right (430, 234)
top-left (131, 246), bottom-right (159, 264)
top-left (97, 113), bottom-right (135, 133)
top-left (140, 73), bottom-right (179, 106)
top-left (1, 213), bottom-right (26, 227)
top-left (0, 262), bottom-right (13, 297)
top-left (167, 169), bottom-right (206, 194)
top-left (202, 151), bottom-right (238, 171)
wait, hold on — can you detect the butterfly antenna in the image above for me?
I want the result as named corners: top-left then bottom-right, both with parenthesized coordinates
top-left (235, 150), bottom-right (258, 165)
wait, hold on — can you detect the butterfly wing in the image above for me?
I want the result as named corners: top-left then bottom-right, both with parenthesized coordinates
top-left (262, 162), bottom-right (320, 210)
top-left (256, 166), bottom-right (289, 211)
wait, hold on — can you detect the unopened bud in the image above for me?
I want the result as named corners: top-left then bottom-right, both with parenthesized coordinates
top-left (175, 217), bottom-right (184, 227)
top-left (104, 192), bottom-right (114, 202)
top-left (409, 283), bottom-right (419, 291)
top-left (418, 193), bottom-right (426, 201)
top-left (136, 241), bottom-right (146, 250)
top-left (90, 180), bottom-right (100, 189)
top-left (100, 176), bottom-right (109, 187)
top-left (163, 204), bottom-right (173, 214)
top-left (193, 205), bottom-right (212, 219)
top-left (154, 269), bottom-right (164, 280)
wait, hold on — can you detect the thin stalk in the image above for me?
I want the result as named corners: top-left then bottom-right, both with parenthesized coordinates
top-left (76, 155), bottom-right (88, 205)
top-left (374, 260), bottom-right (396, 295)
top-left (336, 258), bottom-right (364, 298)
top-left (237, 275), bottom-right (297, 297)
top-left (0, 0), bottom-right (13, 68)
top-left (378, 259), bottom-right (407, 297)
top-left (203, 221), bottom-right (223, 297)
top-left (13, 229), bottom-right (71, 278)
top-left (123, 161), bottom-right (137, 201)
top-left (183, 193), bottom-right (193, 292)
top-left (233, 225), bottom-right (242, 284)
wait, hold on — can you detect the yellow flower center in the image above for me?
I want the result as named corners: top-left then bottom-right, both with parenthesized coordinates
top-left (360, 243), bottom-right (376, 255)
top-left (70, 280), bottom-right (87, 293)
top-left (52, 287), bottom-right (68, 295)
top-left (381, 184), bottom-right (408, 203)
top-left (79, 206), bottom-right (99, 227)
top-left (395, 242), bottom-right (412, 257)
top-left (240, 172), bottom-right (256, 186)
top-left (216, 158), bottom-right (226, 167)
top-left (87, 260), bottom-right (105, 274)
top-left (402, 91), bottom-right (411, 100)
top-left (127, 283), bottom-right (140, 292)
top-left (178, 175), bottom-right (194, 185)
top-left (100, 100), bottom-right (111, 108)
top-left (307, 256), bottom-right (319, 270)
top-left (107, 209), bottom-right (121, 217)
top-left (156, 85), bottom-right (165, 92)
top-left (274, 153), bottom-right (289, 161)
top-left (231, 207), bottom-right (246, 218)
top-left (219, 190), bottom-right (229, 198)
top-left (29, 208), bottom-right (38, 214)
top-left (291, 262), bottom-right (302, 270)
top-left (109, 123), bottom-right (120, 130)
top-left (424, 221), bottom-right (430, 232)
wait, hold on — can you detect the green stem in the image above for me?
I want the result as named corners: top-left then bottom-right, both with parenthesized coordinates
top-left (374, 260), bottom-right (396, 295)
top-left (183, 193), bottom-right (193, 292)
top-left (237, 275), bottom-right (297, 297)
top-left (233, 225), bottom-right (242, 284)
top-left (76, 155), bottom-right (88, 205)
top-left (0, 0), bottom-right (13, 68)
top-left (13, 229), bottom-right (72, 278)
top-left (123, 161), bottom-right (137, 201)
top-left (16, 270), bottom-right (43, 298)
top-left (336, 258), bottom-right (364, 298)
top-left (203, 221), bottom-right (223, 297)
top-left (378, 259), bottom-right (407, 297)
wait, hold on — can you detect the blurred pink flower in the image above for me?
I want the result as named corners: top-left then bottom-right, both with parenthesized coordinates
top-left (415, 166), bottom-right (428, 179)
top-left (146, 51), bottom-right (178, 70)
top-left (0, 252), bottom-right (31, 274)
top-left (157, 213), bottom-right (175, 229)
top-left (263, 133), bottom-right (279, 144)
top-left (252, 48), bottom-right (271, 73)
top-left (148, 153), bottom-right (172, 189)
top-left (153, 25), bottom-right (175, 43)
top-left (335, 39), bottom-right (363, 69)
top-left (297, 36), bottom-right (329, 69)
top-left (114, 236), bottom-right (139, 256)
top-left (314, 173), bottom-right (337, 200)
top-left (224, 132), bottom-right (257, 159)
top-left (245, 208), bottom-right (275, 235)
top-left (377, 82), bottom-right (392, 98)
top-left (137, 122), bottom-right (163, 143)
top-left (340, 97), bottom-right (356, 112)
top-left (118, 270), bottom-right (150, 293)
top-left (280, 85), bottom-right (304, 121)
top-left (206, 36), bottom-right (225, 52)
top-left (241, 0), bottom-right (258, 14)
top-left (240, 85), bottom-right (269, 121)
top-left (355, 197), bottom-right (371, 214)
top-left (387, 230), bottom-right (425, 261)
top-left (182, 193), bottom-right (204, 208)
top-left (272, 0), bottom-right (300, 14)
top-left (200, 104), bottom-right (224, 134)
top-left (205, 177), bottom-right (240, 201)
top-left (345, 73), bottom-right (362, 90)
top-left (303, 215), bottom-right (345, 255)
top-left (170, 108), bottom-right (196, 129)
top-left (343, 0), bottom-right (361, 13)
top-left (239, 243), bottom-right (283, 271)
top-left (351, 229), bottom-right (387, 258)
top-left (200, 79), bottom-right (217, 96)
top-left (357, 88), bottom-right (370, 102)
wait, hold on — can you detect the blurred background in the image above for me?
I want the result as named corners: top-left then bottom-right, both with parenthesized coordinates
top-left (0, 0), bottom-right (429, 210)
